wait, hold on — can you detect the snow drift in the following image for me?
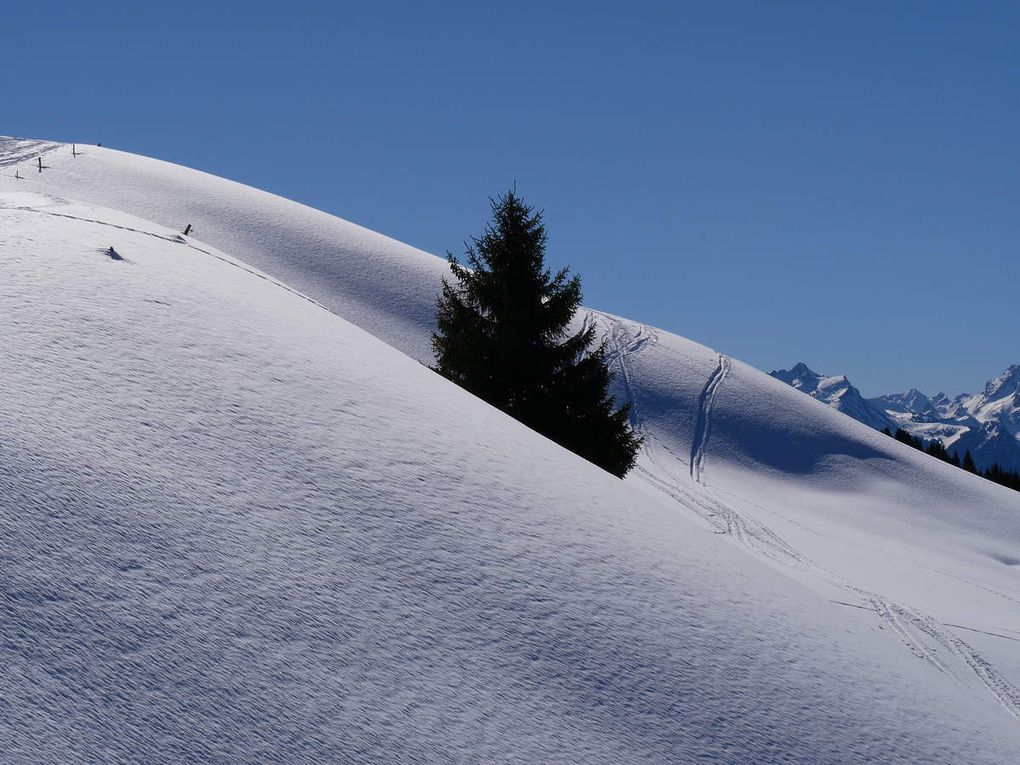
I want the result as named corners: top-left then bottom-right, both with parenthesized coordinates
top-left (3, 138), bottom-right (1020, 762)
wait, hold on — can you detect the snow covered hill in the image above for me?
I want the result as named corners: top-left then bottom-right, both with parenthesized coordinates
top-left (4, 137), bottom-right (1020, 762)
top-left (772, 360), bottom-right (1020, 471)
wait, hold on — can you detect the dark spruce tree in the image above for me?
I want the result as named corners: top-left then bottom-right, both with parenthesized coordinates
top-left (962, 450), bottom-right (978, 473)
top-left (925, 438), bottom-right (949, 462)
top-left (431, 190), bottom-right (642, 477)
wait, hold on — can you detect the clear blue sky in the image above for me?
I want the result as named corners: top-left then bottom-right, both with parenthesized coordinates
top-left (3, 1), bottom-right (1018, 396)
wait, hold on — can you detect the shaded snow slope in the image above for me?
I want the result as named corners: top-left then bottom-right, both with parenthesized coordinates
top-left (7, 195), bottom-right (1020, 762)
top-left (4, 140), bottom-right (1020, 759)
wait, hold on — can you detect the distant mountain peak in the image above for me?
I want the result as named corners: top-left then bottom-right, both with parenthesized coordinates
top-left (876, 388), bottom-right (937, 418)
top-left (770, 362), bottom-right (821, 386)
top-left (984, 364), bottom-right (1020, 399)
top-left (770, 363), bottom-right (894, 432)
top-left (790, 361), bottom-right (816, 375)
top-left (774, 360), bottom-right (1020, 472)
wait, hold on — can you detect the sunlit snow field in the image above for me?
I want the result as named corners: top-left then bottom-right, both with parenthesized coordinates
top-left (2, 138), bottom-right (1020, 762)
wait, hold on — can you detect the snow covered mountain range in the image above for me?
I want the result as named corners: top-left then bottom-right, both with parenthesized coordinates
top-left (771, 362), bottom-right (1020, 471)
top-left (3, 136), bottom-right (1020, 762)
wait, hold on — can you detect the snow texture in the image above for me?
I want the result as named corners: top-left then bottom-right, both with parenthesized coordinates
top-left (3, 139), bottom-right (1020, 762)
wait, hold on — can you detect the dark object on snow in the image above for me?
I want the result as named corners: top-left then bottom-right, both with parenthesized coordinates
top-left (432, 189), bottom-right (642, 478)
top-left (14, 171), bottom-right (21, 180)
top-left (183, 224), bottom-right (192, 236)
top-left (72, 144), bottom-right (78, 157)
top-left (106, 246), bottom-right (124, 261)
top-left (37, 157), bottom-right (42, 173)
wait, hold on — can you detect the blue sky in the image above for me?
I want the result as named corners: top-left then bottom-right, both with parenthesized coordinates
top-left (3, 1), bottom-right (1018, 395)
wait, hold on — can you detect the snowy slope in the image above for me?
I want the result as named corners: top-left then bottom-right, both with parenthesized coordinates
top-left (609, 321), bottom-right (1020, 639)
top-left (4, 139), bottom-right (1020, 761)
top-left (0, 137), bottom-right (444, 362)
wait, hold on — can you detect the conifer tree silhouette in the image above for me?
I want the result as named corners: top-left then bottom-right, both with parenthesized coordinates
top-left (432, 191), bottom-right (641, 477)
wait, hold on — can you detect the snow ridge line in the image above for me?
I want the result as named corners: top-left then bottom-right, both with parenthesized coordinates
top-left (6, 206), bottom-right (334, 317)
top-left (690, 354), bottom-right (730, 484)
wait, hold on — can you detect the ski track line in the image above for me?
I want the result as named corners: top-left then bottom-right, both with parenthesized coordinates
top-left (686, 453), bottom-right (1020, 716)
top-left (690, 354), bottom-right (730, 484)
top-left (0, 139), bottom-right (62, 168)
top-left (636, 351), bottom-right (1020, 721)
top-left (5, 205), bottom-right (335, 318)
top-left (831, 602), bottom-right (1020, 644)
top-left (943, 624), bottom-right (1020, 643)
top-left (598, 314), bottom-right (659, 437)
top-left (860, 593), bottom-right (951, 674)
top-left (929, 567), bottom-right (1020, 607)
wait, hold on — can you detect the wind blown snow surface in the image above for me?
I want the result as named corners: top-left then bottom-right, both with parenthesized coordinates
top-left (3, 138), bottom-right (1020, 762)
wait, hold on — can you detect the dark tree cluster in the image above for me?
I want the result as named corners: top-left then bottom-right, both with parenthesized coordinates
top-left (432, 191), bottom-right (641, 477)
top-left (881, 427), bottom-right (1020, 493)
top-left (984, 463), bottom-right (1020, 492)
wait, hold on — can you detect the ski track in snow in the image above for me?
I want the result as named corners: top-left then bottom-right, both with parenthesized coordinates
top-left (598, 312), bottom-right (658, 434)
top-left (929, 566), bottom-right (1020, 608)
top-left (0, 138), bottom-right (61, 168)
top-left (690, 354), bottom-right (730, 484)
top-left (602, 315), bottom-right (1020, 722)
